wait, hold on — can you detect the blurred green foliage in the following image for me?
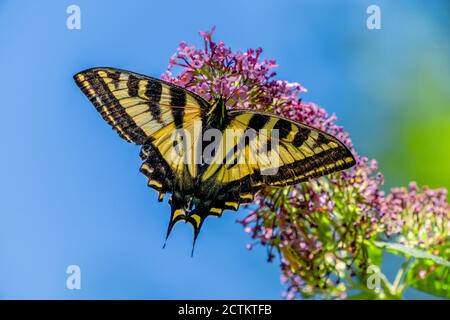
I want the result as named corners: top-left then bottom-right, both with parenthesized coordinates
top-left (379, 64), bottom-right (450, 192)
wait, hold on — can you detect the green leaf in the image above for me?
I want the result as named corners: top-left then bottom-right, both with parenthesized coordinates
top-left (363, 240), bottom-right (383, 266)
top-left (405, 260), bottom-right (450, 299)
top-left (373, 241), bottom-right (450, 267)
top-left (347, 291), bottom-right (379, 300)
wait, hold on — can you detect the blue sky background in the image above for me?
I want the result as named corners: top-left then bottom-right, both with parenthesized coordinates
top-left (0, 1), bottom-right (448, 299)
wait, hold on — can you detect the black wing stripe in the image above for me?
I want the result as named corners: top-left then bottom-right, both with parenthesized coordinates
top-left (169, 87), bottom-right (186, 128)
top-left (170, 86), bottom-right (187, 106)
top-left (248, 113), bottom-right (270, 131)
top-left (148, 102), bottom-right (164, 125)
top-left (292, 129), bottom-right (310, 147)
top-left (273, 119), bottom-right (292, 140)
top-left (145, 80), bottom-right (163, 102)
top-left (74, 70), bottom-right (147, 143)
top-left (127, 74), bottom-right (140, 97)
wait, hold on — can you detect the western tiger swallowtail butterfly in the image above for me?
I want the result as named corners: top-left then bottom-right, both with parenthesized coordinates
top-left (74, 67), bottom-right (355, 251)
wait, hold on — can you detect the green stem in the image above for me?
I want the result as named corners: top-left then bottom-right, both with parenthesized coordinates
top-left (348, 270), bottom-right (397, 300)
top-left (392, 257), bottom-right (413, 296)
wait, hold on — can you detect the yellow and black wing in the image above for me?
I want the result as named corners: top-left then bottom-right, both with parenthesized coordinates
top-left (74, 69), bottom-right (356, 246)
top-left (201, 109), bottom-right (355, 195)
top-left (74, 67), bottom-right (208, 196)
top-left (75, 67), bottom-right (220, 245)
top-left (183, 110), bottom-right (355, 240)
top-left (74, 67), bottom-right (208, 144)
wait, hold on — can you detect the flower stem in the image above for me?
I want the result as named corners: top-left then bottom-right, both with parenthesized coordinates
top-left (392, 257), bottom-right (412, 296)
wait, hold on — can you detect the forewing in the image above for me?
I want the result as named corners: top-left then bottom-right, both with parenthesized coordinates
top-left (201, 110), bottom-right (356, 192)
top-left (74, 67), bottom-right (209, 192)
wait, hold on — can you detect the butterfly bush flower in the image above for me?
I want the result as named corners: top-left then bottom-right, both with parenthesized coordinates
top-left (381, 183), bottom-right (449, 248)
top-left (163, 28), bottom-right (450, 299)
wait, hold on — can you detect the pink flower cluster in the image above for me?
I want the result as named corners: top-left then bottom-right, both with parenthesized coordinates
top-left (162, 28), bottom-right (352, 152)
top-left (381, 182), bottom-right (449, 248)
top-left (163, 28), bottom-right (449, 299)
top-left (240, 157), bottom-right (386, 298)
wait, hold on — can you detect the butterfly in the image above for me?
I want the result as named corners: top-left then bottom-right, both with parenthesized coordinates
top-left (74, 67), bottom-right (356, 251)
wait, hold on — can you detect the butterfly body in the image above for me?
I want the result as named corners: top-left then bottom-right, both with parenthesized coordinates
top-left (139, 96), bottom-right (254, 241)
top-left (74, 67), bottom-right (356, 247)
